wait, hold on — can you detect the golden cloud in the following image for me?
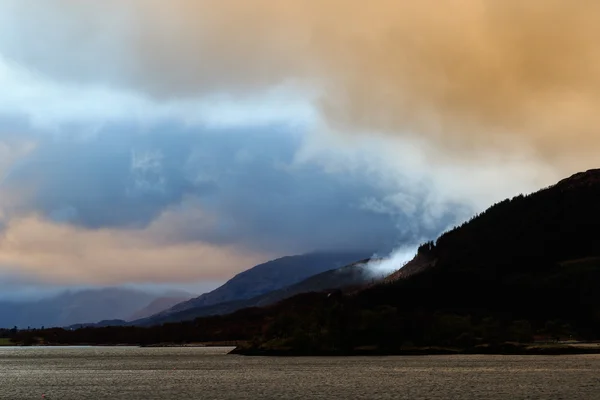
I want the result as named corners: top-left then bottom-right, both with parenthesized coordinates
top-left (0, 208), bottom-right (271, 285)
top-left (6, 0), bottom-right (598, 170)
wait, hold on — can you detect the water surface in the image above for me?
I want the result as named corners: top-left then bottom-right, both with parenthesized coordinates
top-left (1, 346), bottom-right (599, 399)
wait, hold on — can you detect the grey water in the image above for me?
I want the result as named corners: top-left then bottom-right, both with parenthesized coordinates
top-left (1, 346), bottom-right (600, 399)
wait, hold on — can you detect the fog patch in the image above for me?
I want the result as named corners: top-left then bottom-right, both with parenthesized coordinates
top-left (366, 246), bottom-right (418, 279)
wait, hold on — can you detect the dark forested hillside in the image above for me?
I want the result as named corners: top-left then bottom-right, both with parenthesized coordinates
top-left (390, 168), bottom-right (600, 321)
top-left (233, 168), bottom-right (600, 351)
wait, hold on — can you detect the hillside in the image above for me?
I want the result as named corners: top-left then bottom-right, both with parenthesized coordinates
top-left (150, 251), bottom-right (372, 319)
top-left (233, 168), bottom-right (600, 352)
top-left (128, 296), bottom-right (193, 321)
top-left (136, 258), bottom-right (378, 325)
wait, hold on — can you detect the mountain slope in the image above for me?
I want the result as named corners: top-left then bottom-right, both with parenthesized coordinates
top-left (153, 251), bottom-right (372, 319)
top-left (235, 168), bottom-right (600, 351)
top-left (356, 169), bottom-right (600, 309)
top-left (137, 258), bottom-right (378, 325)
top-left (393, 168), bottom-right (600, 320)
top-left (128, 296), bottom-right (193, 321)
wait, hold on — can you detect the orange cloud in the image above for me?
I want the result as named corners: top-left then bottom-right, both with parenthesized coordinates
top-left (3, 0), bottom-right (600, 232)
top-left (5, 0), bottom-right (600, 173)
top-left (0, 207), bottom-right (272, 285)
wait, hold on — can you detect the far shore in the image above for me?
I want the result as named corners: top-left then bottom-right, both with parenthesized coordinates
top-left (229, 342), bottom-right (600, 357)
top-left (5, 340), bottom-right (600, 357)
top-left (0, 341), bottom-right (242, 348)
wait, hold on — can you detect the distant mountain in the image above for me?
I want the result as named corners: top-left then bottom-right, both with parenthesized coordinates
top-left (150, 251), bottom-right (372, 321)
top-left (0, 288), bottom-right (168, 328)
top-left (67, 319), bottom-right (130, 330)
top-left (137, 258), bottom-right (379, 325)
top-left (128, 296), bottom-right (193, 321)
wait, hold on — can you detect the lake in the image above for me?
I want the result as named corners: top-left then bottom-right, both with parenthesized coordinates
top-left (1, 346), bottom-right (600, 399)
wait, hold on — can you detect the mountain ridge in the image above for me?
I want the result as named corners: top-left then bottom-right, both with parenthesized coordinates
top-left (231, 167), bottom-right (600, 352)
top-left (0, 287), bottom-right (192, 329)
top-left (136, 257), bottom-right (379, 326)
top-left (151, 251), bottom-right (373, 319)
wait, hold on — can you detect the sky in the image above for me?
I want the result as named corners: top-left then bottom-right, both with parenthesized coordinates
top-left (0, 0), bottom-right (597, 298)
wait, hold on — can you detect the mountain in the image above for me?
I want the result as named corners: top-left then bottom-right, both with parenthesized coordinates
top-left (128, 296), bottom-right (193, 321)
top-left (237, 167), bottom-right (600, 351)
top-left (384, 251), bottom-right (436, 283)
top-left (0, 288), bottom-right (162, 328)
top-left (150, 251), bottom-right (372, 320)
top-left (136, 258), bottom-right (379, 325)
top-left (215, 168), bottom-right (600, 352)
top-left (251, 258), bottom-right (381, 306)
top-left (387, 168), bottom-right (600, 321)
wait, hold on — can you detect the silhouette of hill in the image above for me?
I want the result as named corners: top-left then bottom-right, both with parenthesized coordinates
top-left (149, 251), bottom-right (372, 320)
top-left (386, 168), bottom-right (600, 322)
top-left (128, 296), bottom-right (193, 321)
top-left (135, 258), bottom-right (378, 326)
top-left (230, 168), bottom-right (600, 351)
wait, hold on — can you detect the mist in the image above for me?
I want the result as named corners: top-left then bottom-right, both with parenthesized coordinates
top-left (366, 246), bottom-right (418, 279)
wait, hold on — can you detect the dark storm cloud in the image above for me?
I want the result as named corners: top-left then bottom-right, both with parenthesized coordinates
top-left (0, 123), bottom-right (457, 255)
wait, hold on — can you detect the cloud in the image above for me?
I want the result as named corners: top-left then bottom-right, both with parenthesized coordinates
top-left (0, 210), bottom-right (269, 285)
top-left (2, 0), bottom-right (600, 171)
top-left (0, 134), bottom-right (36, 178)
top-left (0, 126), bottom-right (459, 286)
top-left (0, 124), bottom-right (428, 257)
top-left (0, 53), bottom-right (315, 131)
top-left (295, 129), bottom-right (560, 219)
top-left (1, 0), bottom-right (593, 289)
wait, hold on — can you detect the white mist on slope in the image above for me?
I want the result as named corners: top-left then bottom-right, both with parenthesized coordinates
top-left (366, 246), bottom-right (417, 279)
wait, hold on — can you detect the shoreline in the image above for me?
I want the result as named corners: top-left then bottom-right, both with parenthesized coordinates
top-left (6, 341), bottom-right (600, 356)
top-left (2, 341), bottom-right (242, 348)
top-left (229, 343), bottom-right (600, 357)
